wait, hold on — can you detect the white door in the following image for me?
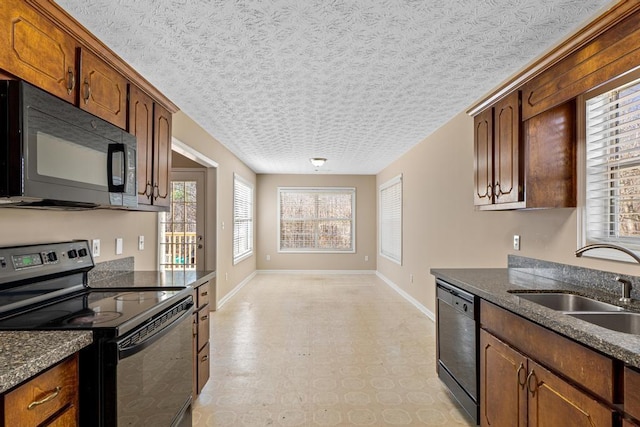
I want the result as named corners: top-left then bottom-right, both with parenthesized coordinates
top-left (159, 170), bottom-right (205, 271)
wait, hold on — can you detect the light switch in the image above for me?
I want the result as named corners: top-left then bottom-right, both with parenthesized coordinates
top-left (116, 238), bottom-right (123, 255)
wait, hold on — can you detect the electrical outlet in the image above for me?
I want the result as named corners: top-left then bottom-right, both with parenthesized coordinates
top-left (513, 235), bottom-right (521, 251)
top-left (138, 235), bottom-right (145, 251)
top-left (266, 254), bottom-right (270, 261)
top-left (365, 255), bottom-right (369, 262)
top-left (92, 239), bottom-right (100, 257)
top-left (225, 272), bottom-right (228, 281)
top-left (116, 238), bottom-right (123, 255)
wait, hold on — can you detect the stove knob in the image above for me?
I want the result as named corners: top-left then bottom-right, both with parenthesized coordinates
top-left (47, 252), bottom-right (58, 262)
top-left (67, 249), bottom-right (78, 259)
top-left (78, 248), bottom-right (88, 257)
top-left (462, 303), bottom-right (468, 312)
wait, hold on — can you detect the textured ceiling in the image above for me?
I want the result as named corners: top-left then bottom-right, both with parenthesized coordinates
top-left (57, 0), bottom-right (614, 174)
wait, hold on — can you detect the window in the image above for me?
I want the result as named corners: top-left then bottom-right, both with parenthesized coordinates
top-left (583, 74), bottom-right (640, 256)
top-left (233, 173), bottom-right (253, 264)
top-left (379, 175), bottom-right (402, 264)
top-left (278, 187), bottom-right (355, 252)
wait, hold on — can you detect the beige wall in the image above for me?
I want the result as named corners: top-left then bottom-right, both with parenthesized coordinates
top-left (0, 209), bottom-right (159, 269)
top-left (377, 111), bottom-right (640, 316)
top-left (256, 174), bottom-right (377, 271)
top-left (172, 111), bottom-right (257, 303)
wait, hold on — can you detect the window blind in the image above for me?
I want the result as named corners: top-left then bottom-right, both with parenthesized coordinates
top-left (278, 187), bottom-right (355, 252)
top-left (585, 77), bottom-right (640, 247)
top-left (233, 174), bottom-right (253, 263)
top-left (379, 175), bottom-right (402, 264)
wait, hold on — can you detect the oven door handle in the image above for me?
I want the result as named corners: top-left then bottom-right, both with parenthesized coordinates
top-left (116, 304), bottom-right (194, 360)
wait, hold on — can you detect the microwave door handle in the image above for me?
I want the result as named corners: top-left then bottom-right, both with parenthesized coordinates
top-left (107, 143), bottom-right (126, 193)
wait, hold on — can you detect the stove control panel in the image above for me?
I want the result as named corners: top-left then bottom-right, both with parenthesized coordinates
top-left (0, 240), bottom-right (94, 284)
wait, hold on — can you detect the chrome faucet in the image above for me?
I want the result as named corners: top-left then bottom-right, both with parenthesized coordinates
top-left (575, 243), bottom-right (640, 303)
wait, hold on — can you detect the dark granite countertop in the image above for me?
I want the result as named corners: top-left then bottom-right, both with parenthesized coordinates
top-left (0, 331), bottom-right (93, 393)
top-left (89, 270), bottom-right (216, 289)
top-left (431, 268), bottom-right (640, 369)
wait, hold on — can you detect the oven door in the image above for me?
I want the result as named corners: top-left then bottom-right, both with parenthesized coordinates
top-left (113, 301), bottom-right (194, 426)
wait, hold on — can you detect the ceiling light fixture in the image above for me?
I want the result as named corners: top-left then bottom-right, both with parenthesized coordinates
top-left (310, 157), bottom-right (327, 168)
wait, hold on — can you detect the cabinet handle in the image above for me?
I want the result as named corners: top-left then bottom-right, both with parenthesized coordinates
top-left (66, 68), bottom-right (75, 94)
top-left (27, 386), bottom-right (61, 410)
top-left (201, 314), bottom-right (208, 321)
top-left (153, 183), bottom-right (159, 199)
top-left (516, 363), bottom-right (526, 389)
top-left (145, 182), bottom-right (153, 199)
top-left (486, 184), bottom-right (493, 198)
top-left (526, 369), bottom-right (538, 396)
top-left (82, 79), bottom-right (91, 104)
top-left (200, 291), bottom-right (208, 296)
top-left (201, 354), bottom-right (209, 362)
top-left (494, 182), bottom-right (501, 198)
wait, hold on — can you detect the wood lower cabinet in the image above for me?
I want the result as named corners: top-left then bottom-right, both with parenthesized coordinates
top-left (0, 0), bottom-right (77, 103)
top-left (77, 48), bottom-right (127, 129)
top-left (1, 354), bottom-right (79, 427)
top-left (129, 84), bottom-right (172, 210)
top-left (480, 329), bottom-right (614, 427)
top-left (193, 280), bottom-right (211, 396)
top-left (480, 330), bottom-right (527, 427)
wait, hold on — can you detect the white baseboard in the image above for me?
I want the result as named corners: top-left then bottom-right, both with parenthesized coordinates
top-left (258, 269), bottom-right (377, 275)
top-left (216, 271), bottom-right (257, 310)
top-left (376, 271), bottom-right (435, 321)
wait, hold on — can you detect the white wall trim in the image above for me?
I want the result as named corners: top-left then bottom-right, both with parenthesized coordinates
top-left (376, 271), bottom-right (435, 321)
top-left (172, 137), bottom-right (219, 168)
top-left (216, 271), bottom-right (257, 310)
top-left (258, 269), bottom-right (377, 275)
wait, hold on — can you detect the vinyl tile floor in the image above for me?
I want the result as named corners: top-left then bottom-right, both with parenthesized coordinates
top-left (192, 273), bottom-right (474, 426)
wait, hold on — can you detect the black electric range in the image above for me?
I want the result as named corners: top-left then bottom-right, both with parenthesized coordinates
top-left (0, 241), bottom-right (194, 427)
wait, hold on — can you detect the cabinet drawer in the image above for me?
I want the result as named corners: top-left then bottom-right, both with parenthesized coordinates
top-left (625, 366), bottom-right (640, 421)
top-left (3, 354), bottom-right (78, 427)
top-left (197, 305), bottom-right (210, 351)
top-left (43, 403), bottom-right (77, 427)
top-left (481, 300), bottom-right (616, 403)
top-left (196, 342), bottom-right (210, 395)
top-left (196, 282), bottom-right (210, 309)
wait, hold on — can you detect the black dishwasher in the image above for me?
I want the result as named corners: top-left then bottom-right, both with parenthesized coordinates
top-left (436, 279), bottom-right (479, 424)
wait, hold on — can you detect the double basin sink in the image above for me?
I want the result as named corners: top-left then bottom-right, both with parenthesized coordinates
top-left (513, 292), bottom-right (640, 334)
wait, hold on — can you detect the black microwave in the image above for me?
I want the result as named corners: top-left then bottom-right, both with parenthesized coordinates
top-left (0, 80), bottom-right (137, 209)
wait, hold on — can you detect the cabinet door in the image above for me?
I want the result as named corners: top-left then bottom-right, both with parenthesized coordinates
top-left (474, 108), bottom-right (494, 206)
top-left (527, 359), bottom-right (613, 427)
top-left (197, 305), bottom-right (210, 351)
top-left (480, 330), bottom-right (527, 427)
top-left (0, 0), bottom-right (76, 103)
top-left (196, 342), bottom-right (210, 395)
top-left (493, 91), bottom-right (522, 204)
top-left (129, 84), bottom-right (154, 205)
top-left (78, 48), bottom-right (127, 129)
top-left (152, 103), bottom-right (172, 208)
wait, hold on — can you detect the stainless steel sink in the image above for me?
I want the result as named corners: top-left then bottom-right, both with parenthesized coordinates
top-left (512, 292), bottom-right (625, 312)
top-left (569, 312), bottom-right (640, 334)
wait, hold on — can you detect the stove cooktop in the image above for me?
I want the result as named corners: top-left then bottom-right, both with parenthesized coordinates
top-left (0, 288), bottom-right (190, 333)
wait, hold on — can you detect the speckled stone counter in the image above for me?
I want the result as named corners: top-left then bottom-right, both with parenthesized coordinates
top-left (0, 331), bottom-right (93, 393)
top-left (431, 267), bottom-right (640, 369)
top-left (89, 270), bottom-right (216, 289)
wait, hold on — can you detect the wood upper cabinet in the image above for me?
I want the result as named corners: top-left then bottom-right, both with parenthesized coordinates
top-left (77, 48), bottom-right (127, 129)
top-left (473, 91), bottom-right (523, 208)
top-left (128, 84), bottom-right (172, 209)
top-left (153, 103), bottom-right (172, 208)
top-left (481, 329), bottom-right (614, 427)
top-left (473, 94), bottom-right (576, 210)
top-left (474, 107), bottom-right (493, 206)
top-left (0, 0), bottom-right (77, 103)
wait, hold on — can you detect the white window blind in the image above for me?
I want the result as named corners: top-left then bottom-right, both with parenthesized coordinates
top-left (585, 76), bottom-right (640, 249)
top-left (278, 187), bottom-right (355, 253)
top-left (233, 174), bottom-right (253, 264)
top-left (379, 175), bottom-right (402, 264)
